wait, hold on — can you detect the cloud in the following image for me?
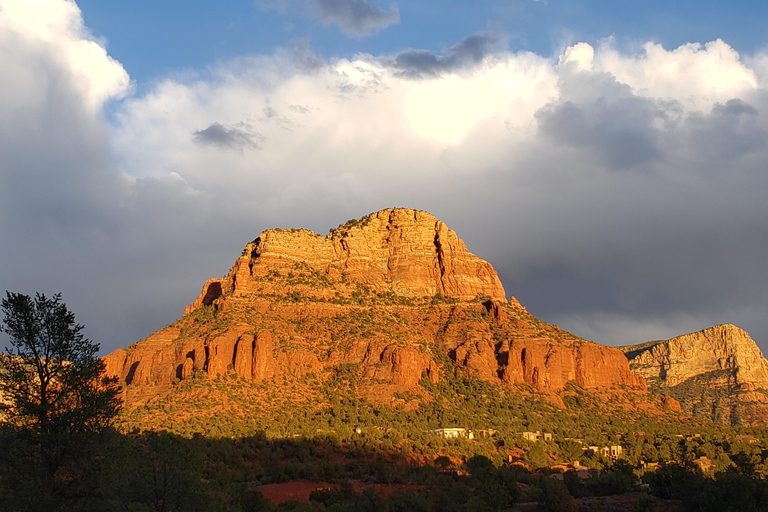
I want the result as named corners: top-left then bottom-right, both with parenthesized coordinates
top-left (108, 37), bottom-right (768, 351)
top-left (591, 38), bottom-right (757, 111)
top-left (0, 0), bottom-right (248, 350)
top-left (3, 2), bottom-right (768, 360)
top-left (193, 123), bottom-right (262, 151)
top-left (256, 0), bottom-right (399, 37)
top-left (313, 0), bottom-right (399, 36)
top-left (391, 31), bottom-right (505, 78)
top-left (0, 0), bottom-right (130, 109)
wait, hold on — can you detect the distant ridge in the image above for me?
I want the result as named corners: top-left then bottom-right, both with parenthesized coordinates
top-left (621, 324), bottom-right (768, 425)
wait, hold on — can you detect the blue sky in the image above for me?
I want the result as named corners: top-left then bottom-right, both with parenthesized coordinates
top-left (77, 0), bottom-right (768, 88)
top-left (2, 0), bottom-right (768, 355)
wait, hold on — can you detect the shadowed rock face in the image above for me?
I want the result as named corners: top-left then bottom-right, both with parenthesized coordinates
top-left (103, 208), bottom-right (645, 409)
top-left (621, 324), bottom-right (768, 425)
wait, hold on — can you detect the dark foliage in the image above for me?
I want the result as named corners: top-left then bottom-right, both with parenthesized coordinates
top-left (0, 292), bottom-right (121, 509)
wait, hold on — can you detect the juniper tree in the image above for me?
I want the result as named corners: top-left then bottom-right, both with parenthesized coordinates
top-left (0, 291), bottom-right (120, 494)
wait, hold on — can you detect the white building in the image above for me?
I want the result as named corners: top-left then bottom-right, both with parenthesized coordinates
top-left (429, 428), bottom-right (474, 439)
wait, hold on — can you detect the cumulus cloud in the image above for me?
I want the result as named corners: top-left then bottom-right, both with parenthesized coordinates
top-left (590, 38), bottom-right (758, 111)
top-left (3, 1), bottom-right (768, 357)
top-left (256, 0), bottom-right (399, 37)
top-left (110, 37), bottom-right (768, 351)
top-left (0, 0), bottom-right (130, 109)
top-left (0, 0), bottom-right (250, 349)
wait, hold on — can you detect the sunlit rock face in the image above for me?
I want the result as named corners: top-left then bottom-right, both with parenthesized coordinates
top-left (103, 208), bottom-right (646, 419)
top-left (622, 324), bottom-right (768, 425)
top-left (185, 208), bottom-right (507, 310)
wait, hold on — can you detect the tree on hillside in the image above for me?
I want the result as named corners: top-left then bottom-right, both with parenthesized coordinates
top-left (0, 292), bottom-right (121, 495)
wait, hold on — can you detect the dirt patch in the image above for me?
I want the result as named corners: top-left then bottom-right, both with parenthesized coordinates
top-left (257, 482), bottom-right (336, 504)
top-left (575, 494), bottom-right (680, 512)
top-left (255, 481), bottom-right (425, 504)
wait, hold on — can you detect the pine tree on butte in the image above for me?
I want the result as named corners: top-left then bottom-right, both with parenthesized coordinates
top-left (0, 292), bottom-right (121, 496)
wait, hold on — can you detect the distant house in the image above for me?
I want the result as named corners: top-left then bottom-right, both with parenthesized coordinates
top-left (522, 431), bottom-right (553, 442)
top-left (429, 428), bottom-right (474, 439)
top-left (693, 456), bottom-right (714, 473)
top-left (549, 461), bottom-right (593, 480)
top-left (640, 461), bottom-right (661, 471)
top-left (585, 445), bottom-right (623, 460)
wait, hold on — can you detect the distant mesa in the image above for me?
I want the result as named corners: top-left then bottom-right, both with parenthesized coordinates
top-left (103, 208), bottom-right (653, 432)
top-left (621, 324), bottom-right (768, 425)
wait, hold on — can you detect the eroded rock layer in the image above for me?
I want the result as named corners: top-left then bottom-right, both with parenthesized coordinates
top-left (185, 208), bottom-right (506, 315)
top-left (621, 325), bottom-right (768, 425)
top-left (104, 208), bottom-right (645, 416)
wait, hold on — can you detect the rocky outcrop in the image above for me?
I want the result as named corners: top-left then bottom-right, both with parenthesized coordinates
top-left (104, 208), bottom-right (646, 412)
top-left (184, 208), bottom-right (506, 314)
top-left (450, 321), bottom-right (644, 392)
top-left (622, 324), bottom-right (768, 388)
top-left (662, 396), bottom-right (682, 412)
top-left (251, 330), bottom-right (274, 382)
top-left (621, 324), bottom-right (768, 425)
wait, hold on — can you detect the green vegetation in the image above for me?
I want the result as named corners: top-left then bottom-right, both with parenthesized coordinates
top-left (0, 291), bottom-right (120, 509)
top-left (10, 293), bottom-right (768, 509)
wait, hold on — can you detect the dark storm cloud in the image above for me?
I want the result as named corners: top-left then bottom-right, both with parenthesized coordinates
top-left (391, 32), bottom-right (502, 78)
top-left (470, 83), bottom-right (768, 347)
top-left (684, 98), bottom-right (766, 161)
top-left (193, 123), bottom-right (262, 151)
top-left (535, 68), bottom-right (664, 170)
top-left (536, 97), bottom-right (663, 170)
top-left (0, 20), bottom-right (258, 353)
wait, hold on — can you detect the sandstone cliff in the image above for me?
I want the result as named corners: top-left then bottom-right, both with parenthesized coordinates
top-left (184, 208), bottom-right (505, 315)
top-left (621, 324), bottom-right (768, 425)
top-left (103, 208), bottom-right (647, 429)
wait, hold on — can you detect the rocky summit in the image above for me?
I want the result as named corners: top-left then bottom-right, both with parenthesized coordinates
top-left (104, 208), bottom-right (650, 433)
top-left (621, 324), bottom-right (768, 426)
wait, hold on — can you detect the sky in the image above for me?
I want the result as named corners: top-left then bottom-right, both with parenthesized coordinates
top-left (1, 0), bottom-right (768, 355)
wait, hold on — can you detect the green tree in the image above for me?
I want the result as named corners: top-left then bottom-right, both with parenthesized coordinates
top-left (0, 292), bottom-right (120, 499)
top-left (541, 477), bottom-right (577, 512)
top-left (560, 440), bottom-right (584, 462)
top-left (632, 493), bottom-right (658, 512)
top-left (526, 443), bottom-right (550, 468)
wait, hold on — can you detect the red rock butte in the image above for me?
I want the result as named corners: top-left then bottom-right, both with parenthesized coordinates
top-left (186, 208), bottom-right (507, 314)
top-left (104, 208), bottom-right (645, 407)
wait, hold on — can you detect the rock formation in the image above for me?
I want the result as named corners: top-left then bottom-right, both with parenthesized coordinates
top-left (621, 324), bottom-right (768, 425)
top-left (103, 208), bottom-right (647, 427)
top-left (184, 208), bottom-right (506, 316)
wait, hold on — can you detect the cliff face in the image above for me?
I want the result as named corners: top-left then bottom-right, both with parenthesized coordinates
top-left (621, 325), bottom-right (768, 425)
top-left (103, 208), bottom-right (646, 427)
top-left (184, 208), bottom-right (506, 315)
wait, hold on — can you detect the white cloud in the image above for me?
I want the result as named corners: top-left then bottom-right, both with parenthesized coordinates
top-left (2, 1), bottom-right (768, 356)
top-left (108, 37), bottom-right (768, 351)
top-left (559, 41), bottom-right (594, 71)
top-left (0, 0), bottom-right (130, 109)
top-left (593, 38), bottom-right (757, 110)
